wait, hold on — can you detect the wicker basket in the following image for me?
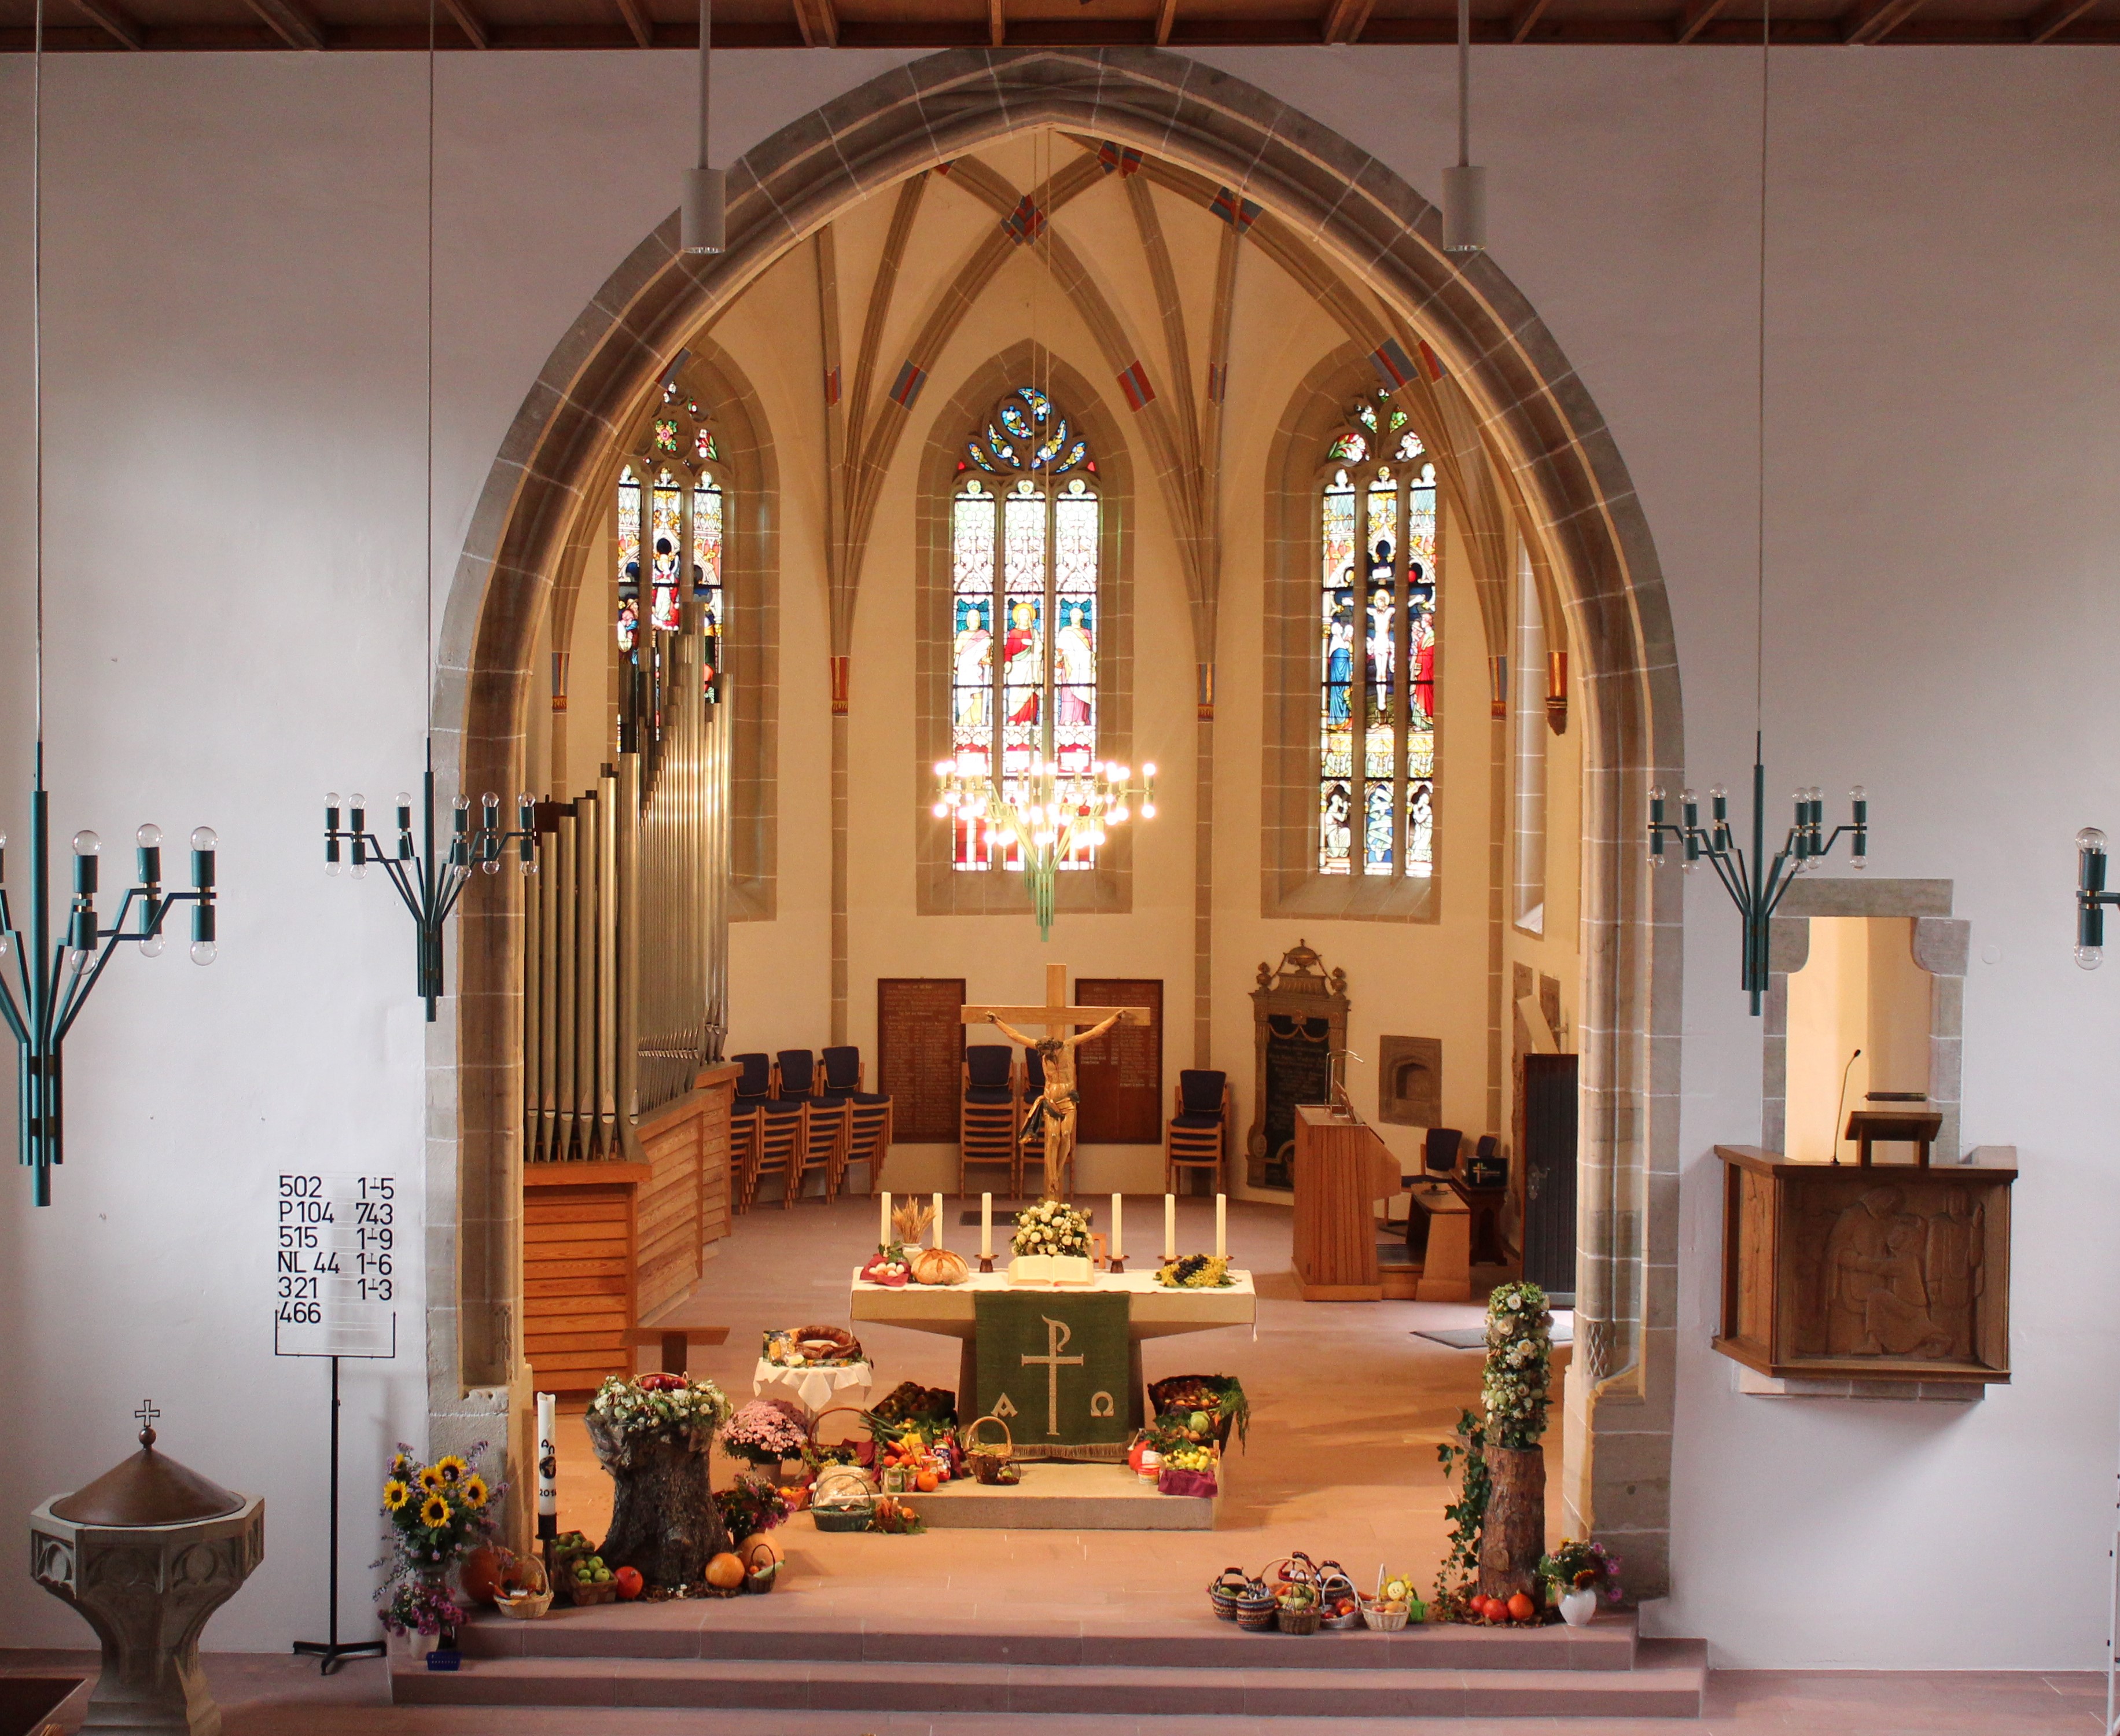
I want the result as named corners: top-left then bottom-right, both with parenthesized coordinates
top-left (743, 1542), bottom-right (781, 1595)
top-left (961, 1414), bottom-right (1016, 1485)
top-left (567, 1579), bottom-right (618, 1606)
top-left (1208, 1566), bottom-right (1250, 1621)
top-left (809, 1461), bottom-right (877, 1532)
top-left (1234, 1592), bottom-right (1278, 1632)
top-left (1360, 1599), bottom-right (1412, 1633)
top-left (1275, 1599), bottom-right (1322, 1636)
top-left (1316, 1559), bottom-right (1363, 1629)
top-left (494, 1588), bottom-right (553, 1620)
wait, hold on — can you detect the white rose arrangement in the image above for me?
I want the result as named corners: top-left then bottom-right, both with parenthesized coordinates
top-left (1479, 1280), bottom-right (1552, 1451)
top-left (1011, 1199), bottom-right (1092, 1258)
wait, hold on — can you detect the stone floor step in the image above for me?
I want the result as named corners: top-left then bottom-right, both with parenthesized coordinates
top-left (460, 1609), bottom-right (1640, 1674)
top-left (391, 1647), bottom-right (1707, 1719)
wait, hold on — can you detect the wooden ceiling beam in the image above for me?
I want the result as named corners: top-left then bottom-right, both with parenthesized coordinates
top-left (1321, 0), bottom-right (1375, 42)
top-left (1153, 0), bottom-right (1177, 42)
top-left (71, 0), bottom-right (143, 47)
top-left (2025, 0), bottom-right (2099, 37)
top-left (988, 0), bottom-right (1004, 43)
top-left (1508, 0), bottom-right (1550, 40)
top-left (1672, 0), bottom-right (1728, 39)
top-left (793, 0), bottom-right (840, 47)
top-left (613, 0), bottom-right (653, 46)
top-left (1841, 0), bottom-right (1927, 40)
top-left (240, 0), bottom-right (325, 48)
top-left (440, 0), bottom-right (489, 47)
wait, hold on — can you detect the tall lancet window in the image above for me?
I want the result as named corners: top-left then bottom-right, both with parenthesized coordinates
top-left (1317, 395), bottom-right (1437, 877)
top-left (613, 384), bottom-right (727, 747)
top-left (948, 386), bottom-right (1099, 871)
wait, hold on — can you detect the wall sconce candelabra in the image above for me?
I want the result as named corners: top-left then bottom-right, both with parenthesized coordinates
top-left (1647, 735), bottom-right (1868, 1016)
top-left (2074, 826), bottom-right (2117, 969)
top-left (932, 756), bottom-right (1155, 943)
top-left (323, 754), bottom-right (535, 1021)
top-left (0, 753), bottom-right (218, 1205)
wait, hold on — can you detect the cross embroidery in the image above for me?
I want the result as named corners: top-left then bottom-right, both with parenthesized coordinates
top-left (1021, 1316), bottom-right (1084, 1437)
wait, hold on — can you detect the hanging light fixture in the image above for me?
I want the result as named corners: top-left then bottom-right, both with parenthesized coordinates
top-left (926, 127), bottom-right (1156, 941)
top-left (2074, 830), bottom-right (2115, 969)
top-left (0, 0), bottom-right (219, 1207)
top-left (1441, 0), bottom-right (1487, 255)
top-left (322, 0), bottom-right (533, 1023)
top-left (680, 0), bottom-right (725, 254)
top-left (1643, 0), bottom-right (1872, 1017)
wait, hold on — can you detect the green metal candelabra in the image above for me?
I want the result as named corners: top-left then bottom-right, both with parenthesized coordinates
top-left (1646, 733), bottom-right (1869, 1015)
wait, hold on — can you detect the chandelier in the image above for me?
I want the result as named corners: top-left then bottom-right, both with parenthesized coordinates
top-left (932, 756), bottom-right (1155, 943)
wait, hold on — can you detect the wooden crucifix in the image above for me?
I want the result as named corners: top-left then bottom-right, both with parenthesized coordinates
top-left (963, 963), bottom-right (1152, 1201)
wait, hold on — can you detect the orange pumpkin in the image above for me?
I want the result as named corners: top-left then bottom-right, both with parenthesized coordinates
top-left (705, 1551), bottom-right (746, 1590)
top-left (915, 1469), bottom-right (940, 1492)
top-left (739, 1532), bottom-right (784, 1564)
top-left (461, 1544), bottom-right (512, 1606)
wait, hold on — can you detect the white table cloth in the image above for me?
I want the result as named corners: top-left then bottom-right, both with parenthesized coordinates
top-left (752, 1358), bottom-right (874, 1415)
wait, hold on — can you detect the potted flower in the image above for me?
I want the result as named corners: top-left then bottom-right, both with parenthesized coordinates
top-left (377, 1444), bottom-right (503, 1657)
top-left (1537, 1538), bottom-right (1622, 1627)
top-left (720, 1399), bottom-right (809, 1470)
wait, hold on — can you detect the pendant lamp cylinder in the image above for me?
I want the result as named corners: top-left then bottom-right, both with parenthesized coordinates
top-left (681, 0), bottom-right (724, 253)
top-left (1442, 164), bottom-right (1487, 255)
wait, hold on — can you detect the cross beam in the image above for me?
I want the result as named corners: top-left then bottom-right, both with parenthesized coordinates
top-left (961, 962), bottom-right (1149, 1037)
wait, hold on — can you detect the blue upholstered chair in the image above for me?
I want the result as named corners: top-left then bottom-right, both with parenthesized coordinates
top-left (819, 1045), bottom-right (892, 1196)
top-left (774, 1049), bottom-right (819, 1099)
top-left (1164, 1068), bottom-right (1231, 1195)
top-left (728, 1053), bottom-right (774, 1212)
top-left (960, 1044), bottom-right (1021, 1198)
top-left (819, 1046), bottom-right (864, 1097)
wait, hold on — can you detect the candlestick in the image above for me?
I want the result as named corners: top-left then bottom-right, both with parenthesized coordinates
top-left (1164, 1192), bottom-right (1176, 1261)
top-left (981, 1191), bottom-right (994, 1271)
top-left (535, 1391), bottom-right (557, 1541)
top-left (880, 1190), bottom-right (891, 1248)
top-left (1215, 1193), bottom-right (1227, 1259)
top-left (1109, 1191), bottom-right (1125, 1272)
top-left (932, 1191), bottom-right (944, 1248)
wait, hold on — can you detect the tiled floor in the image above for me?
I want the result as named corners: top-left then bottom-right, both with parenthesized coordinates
top-left (0, 1649), bottom-right (2104, 1733)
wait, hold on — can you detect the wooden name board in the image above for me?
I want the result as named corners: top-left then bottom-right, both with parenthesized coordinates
top-left (1074, 978), bottom-right (1164, 1145)
top-left (878, 977), bottom-right (967, 1142)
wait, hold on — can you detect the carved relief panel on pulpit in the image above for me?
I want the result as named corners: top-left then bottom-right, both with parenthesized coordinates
top-left (1247, 942), bottom-right (1348, 1190)
top-left (1714, 1146), bottom-right (2012, 1386)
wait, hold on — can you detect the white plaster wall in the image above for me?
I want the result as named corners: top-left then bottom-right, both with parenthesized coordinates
top-left (0, 41), bottom-right (2114, 1670)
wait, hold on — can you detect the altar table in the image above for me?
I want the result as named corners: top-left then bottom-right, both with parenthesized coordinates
top-left (849, 1268), bottom-right (1256, 1429)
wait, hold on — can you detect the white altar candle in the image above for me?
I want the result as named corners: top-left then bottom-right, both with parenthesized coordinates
top-left (880, 1190), bottom-right (891, 1247)
top-left (932, 1192), bottom-right (944, 1248)
top-left (1164, 1193), bottom-right (1176, 1260)
top-left (1111, 1193), bottom-right (1123, 1260)
top-left (1216, 1193), bottom-right (1227, 1259)
top-left (535, 1392), bottom-right (557, 1533)
top-left (981, 1193), bottom-right (993, 1258)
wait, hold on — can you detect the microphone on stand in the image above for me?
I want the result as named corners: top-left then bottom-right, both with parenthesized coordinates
top-left (1831, 1049), bottom-right (1863, 1166)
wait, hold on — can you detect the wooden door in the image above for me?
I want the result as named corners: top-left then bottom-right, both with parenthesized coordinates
top-left (1520, 1053), bottom-right (1578, 1300)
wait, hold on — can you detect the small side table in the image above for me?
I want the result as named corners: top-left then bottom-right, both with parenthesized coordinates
top-left (1449, 1177), bottom-right (1511, 1267)
top-left (625, 1325), bottom-right (730, 1377)
top-left (1402, 1182), bottom-right (1472, 1302)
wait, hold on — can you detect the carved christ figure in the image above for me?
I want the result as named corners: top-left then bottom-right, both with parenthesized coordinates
top-left (985, 1009), bottom-right (1127, 1201)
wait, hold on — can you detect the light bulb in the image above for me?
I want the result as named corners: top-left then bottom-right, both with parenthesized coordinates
top-left (932, 803), bottom-right (949, 818)
top-left (1141, 802), bottom-right (1156, 818)
top-left (397, 792), bottom-right (413, 811)
top-left (72, 830), bottom-right (101, 856)
top-left (481, 858), bottom-right (500, 875)
top-left (1850, 785), bottom-right (1868, 804)
top-left (2078, 944), bottom-right (2104, 970)
top-left (349, 793), bottom-right (367, 810)
top-left (139, 932), bottom-right (165, 958)
top-left (325, 860), bottom-right (340, 878)
top-left (352, 862), bottom-right (369, 881)
top-left (1142, 762), bottom-right (1155, 777)
top-left (190, 826), bottom-right (217, 851)
top-left (934, 762), bottom-right (953, 778)
top-left (190, 940), bottom-right (217, 966)
top-left (326, 792), bottom-right (340, 808)
top-left (516, 790), bottom-right (535, 811)
top-left (1114, 806), bottom-right (1129, 823)
top-left (135, 823), bottom-right (162, 849)
top-left (2078, 827), bottom-right (2108, 854)
top-left (452, 794), bottom-right (470, 812)
top-left (518, 858), bottom-right (538, 876)
top-left (481, 791), bottom-right (499, 809)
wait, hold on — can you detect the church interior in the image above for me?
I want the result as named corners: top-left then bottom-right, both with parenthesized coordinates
top-left (0, 6), bottom-right (2114, 1734)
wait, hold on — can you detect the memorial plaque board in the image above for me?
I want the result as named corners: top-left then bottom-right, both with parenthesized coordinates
top-left (878, 977), bottom-right (967, 1142)
top-left (1074, 977), bottom-right (1163, 1144)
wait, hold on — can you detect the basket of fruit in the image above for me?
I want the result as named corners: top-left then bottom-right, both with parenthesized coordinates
top-left (961, 1413), bottom-right (1015, 1484)
top-left (809, 1462), bottom-right (878, 1532)
top-left (565, 1551), bottom-right (619, 1603)
top-left (1155, 1440), bottom-right (1219, 1496)
top-left (1208, 1566), bottom-right (1251, 1621)
top-left (1232, 1574), bottom-right (1278, 1631)
top-left (1317, 1561), bottom-right (1364, 1630)
top-left (494, 1554), bottom-right (553, 1620)
top-left (1274, 1581), bottom-right (1322, 1635)
top-left (1360, 1569), bottom-right (1422, 1632)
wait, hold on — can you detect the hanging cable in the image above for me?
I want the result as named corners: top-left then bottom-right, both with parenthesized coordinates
top-left (1755, 0), bottom-right (1771, 733)
top-left (681, 0), bottom-right (725, 252)
top-left (1442, 0), bottom-right (1486, 255)
top-left (31, 0), bottom-right (43, 757)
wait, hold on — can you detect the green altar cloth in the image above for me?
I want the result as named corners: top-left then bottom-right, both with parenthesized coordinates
top-left (973, 1290), bottom-right (1132, 1454)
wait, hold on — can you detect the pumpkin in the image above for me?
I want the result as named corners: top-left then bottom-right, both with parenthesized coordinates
top-left (910, 1245), bottom-right (970, 1286)
top-left (739, 1531), bottom-right (783, 1564)
top-left (461, 1544), bottom-right (513, 1606)
top-left (705, 1551), bottom-right (746, 1590)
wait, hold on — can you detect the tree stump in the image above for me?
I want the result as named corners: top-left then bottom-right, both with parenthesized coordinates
top-left (586, 1412), bottom-right (730, 1589)
top-left (1477, 1443), bottom-right (1544, 1601)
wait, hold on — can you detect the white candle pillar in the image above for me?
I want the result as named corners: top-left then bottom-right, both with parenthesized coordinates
top-left (981, 1193), bottom-right (993, 1258)
top-left (535, 1391), bottom-right (557, 1540)
top-left (1111, 1193), bottom-right (1123, 1260)
top-left (1164, 1193), bottom-right (1176, 1261)
top-left (880, 1190), bottom-right (892, 1247)
top-left (1216, 1193), bottom-right (1227, 1259)
top-left (932, 1191), bottom-right (944, 1248)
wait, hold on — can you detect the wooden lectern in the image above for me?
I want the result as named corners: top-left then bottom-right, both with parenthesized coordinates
top-left (1292, 1104), bottom-right (1401, 1301)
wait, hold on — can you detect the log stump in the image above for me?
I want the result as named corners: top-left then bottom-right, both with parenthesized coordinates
top-left (1477, 1443), bottom-right (1545, 1601)
top-left (586, 1413), bottom-right (731, 1589)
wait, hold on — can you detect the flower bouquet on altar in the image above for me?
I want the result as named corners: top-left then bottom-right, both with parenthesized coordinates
top-left (1008, 1200), bottom-right (1095, 1286)
top-left (376, 1444), bottom-right (503, 1642)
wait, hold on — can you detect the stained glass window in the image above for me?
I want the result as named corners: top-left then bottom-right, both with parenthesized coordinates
top-left (613, 380), bottom-right (730, 752)
top-left (949, 387), bottom-right (1100, 871)
top-left (1317, 393), bottom-right (1438, 878)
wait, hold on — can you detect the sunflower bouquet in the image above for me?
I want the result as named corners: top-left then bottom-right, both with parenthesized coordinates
top-left (376, 1442), bottom-right (505, 1635)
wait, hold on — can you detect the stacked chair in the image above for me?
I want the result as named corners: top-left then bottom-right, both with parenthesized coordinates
top-left (1164, 1068), bottom-right (1231, 1194)
top-left (959, 1044), bottom-right (1022, 1198)
top-left (728, 1053), bottom-right (775, 1214)
top-left (820, 1046), bottom-right (893, 1198)
top-left (748, 1096), bottom-right (805, 1210)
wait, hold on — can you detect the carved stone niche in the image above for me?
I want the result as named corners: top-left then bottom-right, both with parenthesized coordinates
top-left (1246, 941), bottom-right (1348, 1192)
top-left (1714, 1145), bottom-right (2012, 1397)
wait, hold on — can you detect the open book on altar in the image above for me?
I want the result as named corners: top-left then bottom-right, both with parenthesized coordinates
top-left (1007, 1254), bottom-right (1097, 1287)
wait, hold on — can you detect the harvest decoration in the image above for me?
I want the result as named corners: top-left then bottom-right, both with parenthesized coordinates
top-left (1147, 1374), bottom-right (1250, 1451)
top-left (1154, 1253), bottom-right (1235, 1289)
top-left (589, 1371), bottom-right (734, 1447)
top-left (1012, 1198), bottom-right (1091, 1257)
top-left (1539, 1537), bottom-right (1623, 1602)
top-left (715, 1474), bottom-right (792, 1542)
top-left (720, 1399), bottom-right (810, 1466)
top-left (1481, 1281), bottom-right (1553, 1450)
top-left (375, 1441), bottom-right (503, 1636)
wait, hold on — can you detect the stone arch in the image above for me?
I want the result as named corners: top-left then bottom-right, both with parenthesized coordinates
top-left (428, 46), bottom-right (1684, 1594)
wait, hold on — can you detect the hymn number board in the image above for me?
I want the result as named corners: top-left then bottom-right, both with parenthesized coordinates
top-left (274, 1172), bottom-right (400, 1360)
top-left (1074, 979), bottom-right (1163, 1144)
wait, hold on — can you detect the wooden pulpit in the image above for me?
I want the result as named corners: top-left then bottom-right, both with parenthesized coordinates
top-left (1293, 1105), bottom-right (1401, 1301)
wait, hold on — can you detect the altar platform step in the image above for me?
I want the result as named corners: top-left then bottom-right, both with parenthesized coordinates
top-left (401, 1612), bottom-right (1703, 1719)
top-left (905, 1462), bottom-right (1217, 1529)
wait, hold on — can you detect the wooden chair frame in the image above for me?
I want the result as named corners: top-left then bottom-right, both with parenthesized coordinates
top-left (959, 1051), bottom-right (1022, 1199)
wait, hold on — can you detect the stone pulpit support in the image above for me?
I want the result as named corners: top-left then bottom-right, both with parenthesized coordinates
top-left (1713, 1145), bottom-right (2012, 1394)
top-left (31, 1407), bottom-right (264, 1736)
